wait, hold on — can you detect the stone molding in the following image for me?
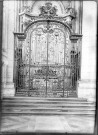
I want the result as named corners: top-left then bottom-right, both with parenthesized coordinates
top-left (19, 2), bottom-right (76, 33)
top-left (1, 83), bottom-right (15, 98)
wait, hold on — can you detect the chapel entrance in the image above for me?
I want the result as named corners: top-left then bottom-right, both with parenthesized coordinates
top-left (14, 21), bottom-right (80, 97)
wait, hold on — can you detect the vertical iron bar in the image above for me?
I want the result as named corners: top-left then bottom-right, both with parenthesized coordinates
top-left (16, 37), bottom-right (18, 93)
top-left (46, 21), bottom-right (49, 97)
top-left (63, 33), bottom-right (66, 97)
top-left (76, 44), bottom-right (79, 97)
top-left (73, 51), bottom-right (75, 88)
top-left (73, 49), bottom-right (75, 88)
top-left (16, 42), bottom-right (19, 91)
top-left (28, 34), bottom-right (31, 96)
top-left (76, 49), bottom-right (77, 89)
top-left (17, 38), bottom-right (19, 91)
top-left (14, 35), bottom-right (16, 95)
top-left (19, 48), bottom-right (21, 90)
top-left (75, 51), bottom-right (77, 90)
top-left (18, 48), bottom-right (20, 89)
top-left (19, 48), bottom-right (20, 89)
top-left (23, 41), bottom-right (25, 90)
top-left (16, 36), bottom-right (18, 93)
top-left (79, 38), bottom-right (82, 79)
top-left (21, 47), bottom-right (23, 89)
top-left (70, 52), bottom-right (72, 89)
top-left (71, 49), bottom-right (74, 92)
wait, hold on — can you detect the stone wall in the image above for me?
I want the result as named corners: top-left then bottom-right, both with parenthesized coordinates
top-left (1, 1), bottom-right (97, 100)
top-left (78, 1), bottom-right (97, 101)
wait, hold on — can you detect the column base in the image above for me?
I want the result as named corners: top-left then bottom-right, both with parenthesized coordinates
top-left (77, 80), bottom-right (96, 102)
top-left (1, 82), bottom-right (15, 98)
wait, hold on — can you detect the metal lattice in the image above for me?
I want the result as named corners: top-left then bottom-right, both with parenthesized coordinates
top-left (14, 21), bottom-right (80, 97)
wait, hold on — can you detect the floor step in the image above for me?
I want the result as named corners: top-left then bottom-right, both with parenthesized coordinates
top-left (2, 97), bottom-right (95, 115)
top-left (2, 111), bottom-right (95, 115)
top-left (2, 97), bottom-right (88, 102)
top-left (3, 107), bottom-right (95, 111)
top-left (3, 103), bottom-right (95, 108)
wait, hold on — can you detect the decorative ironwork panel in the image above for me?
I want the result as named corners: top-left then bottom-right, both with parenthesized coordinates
top-left (29, 27), bottom-right (47, 97)
top-left (14, 21), bottom-right (79, 97)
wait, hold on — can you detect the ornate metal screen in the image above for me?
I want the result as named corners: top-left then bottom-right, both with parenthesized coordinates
top-left (14, 21), bottom-right (80, 97)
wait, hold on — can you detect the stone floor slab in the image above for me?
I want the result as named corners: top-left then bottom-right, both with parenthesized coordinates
top-left (1, 115), bottom-right (95, 133)
top-left (35, 116), bottom-right (65, 132)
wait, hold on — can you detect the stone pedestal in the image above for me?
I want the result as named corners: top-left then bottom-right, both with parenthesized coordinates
top-left (2, 51), bottom-right (15, 98)
top-left (2, 83), bottom-right (15, 98)
top-left (78, 80), bottom-right (96, 102)
top-left (77, 1), bottom-right (97, 102)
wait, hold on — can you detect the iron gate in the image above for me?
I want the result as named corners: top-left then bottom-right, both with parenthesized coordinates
top-left (14, 21), bottom-right (80, 97)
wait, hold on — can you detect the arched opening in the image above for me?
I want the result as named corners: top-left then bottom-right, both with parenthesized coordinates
top-left (14, 20), bottom-right (80, 97)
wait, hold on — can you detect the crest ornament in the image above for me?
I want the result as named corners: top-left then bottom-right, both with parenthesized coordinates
top-left (39, 2), bottom-right (58, 19)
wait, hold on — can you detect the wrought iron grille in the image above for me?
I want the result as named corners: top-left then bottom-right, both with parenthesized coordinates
top-left (14, 21), bottom-right (80, 97)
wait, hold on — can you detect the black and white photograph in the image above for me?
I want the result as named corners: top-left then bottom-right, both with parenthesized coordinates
top-left (0, 0), bottom-right (97, 134)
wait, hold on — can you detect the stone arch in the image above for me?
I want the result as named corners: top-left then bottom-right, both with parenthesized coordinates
top-left (30, 1), bottom-right (67, 16)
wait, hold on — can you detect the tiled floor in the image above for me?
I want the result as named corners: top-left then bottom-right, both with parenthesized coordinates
top-left (0, 115), bottom-right (95, 133)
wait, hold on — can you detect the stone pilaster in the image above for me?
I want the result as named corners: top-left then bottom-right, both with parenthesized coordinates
top-left (78, 1), bottom-right (97, 102)
top-left (2, 1), bottom-right (16, 97)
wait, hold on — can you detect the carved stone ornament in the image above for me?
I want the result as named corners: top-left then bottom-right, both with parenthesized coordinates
top-left (65, 6), bottom-right (76, 19)
top-left (39, 2), bottom-right (58, 19)
top-left (22, 6), bottom-right (31, 13)
top-left (19, 2), bottom-right (76, 30)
